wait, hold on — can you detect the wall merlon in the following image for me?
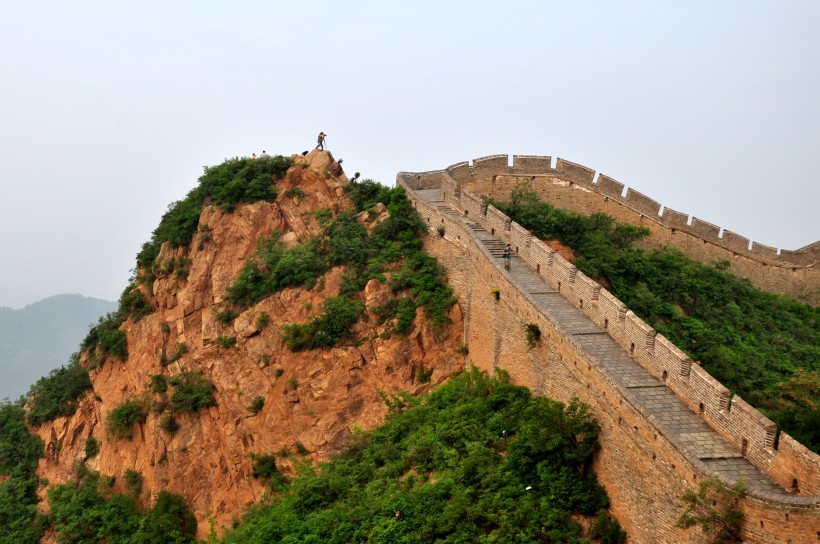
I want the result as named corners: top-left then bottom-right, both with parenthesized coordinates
top-left (510, 222), bottom-right (532, 256)
top-left (656, 334), bottom-right (692, 377)
top-left (690, 364), bottom-right (730, 413)
top-left (552, 255), bottom-right (578, 293)
top-left (472, 154), bottom-right (510, 176)
top-left (726, 395), bottom-right (779, 467)
top-left (721, 230), bottom-right (751, 253)
top-left (772, 433), bottom-right (820, 495)
top-left (574, 272), bottom-right (602, 317)
top-left (486, 205), bottom-right (512, 236)
top-left (446, 161), bottom-right (472, 183)
top-left (512, 155), bottom-right (553, 174)
top-left (556, 158), bottom-right (596, 188)
top-left (596, 174), bottom-right (625, 200)
top-left (660, 207), bottom-right (690, 229)
top-left (624, 188), bottom-right (662, 218)
top-left (462, 191), bottom-right (486, 219)
top-left (750, 241), bottom-right (778, 260)
top-left (688, 217), bottom-right (722, 241)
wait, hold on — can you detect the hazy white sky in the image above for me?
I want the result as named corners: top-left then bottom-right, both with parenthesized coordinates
top-left (1, 1), bottom-right (817, 308)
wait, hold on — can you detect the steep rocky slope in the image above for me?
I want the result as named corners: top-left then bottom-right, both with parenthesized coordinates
top-left (33, 151), bottom-right (465, 537)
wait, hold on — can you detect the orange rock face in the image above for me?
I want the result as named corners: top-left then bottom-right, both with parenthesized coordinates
top-left (33, 151), bottom-right (465, 538)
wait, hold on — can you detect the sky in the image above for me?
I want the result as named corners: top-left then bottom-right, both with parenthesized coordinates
top-left (0, 1), bottom-right (817, 309)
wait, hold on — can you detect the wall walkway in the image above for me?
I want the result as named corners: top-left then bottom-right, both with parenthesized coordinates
top-left (398, 171), bottom-right (820, 544)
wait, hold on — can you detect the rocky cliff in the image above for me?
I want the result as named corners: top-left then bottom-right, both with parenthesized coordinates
top-left (33, 151), bottom-right (465, 537)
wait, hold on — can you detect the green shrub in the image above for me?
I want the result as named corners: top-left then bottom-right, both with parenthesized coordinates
top-left (123, 469), bottom-right (142, 495)
top-left (417, 366), bottom-right (433, 384)
top-left (82, 313), bottom-right (127, 361)
top-left (249, 396), bottom-right (265, 414)
top-left (589, 510), bottom-right (628, 544)
top-left (162, 342), bottom-right (188, 366)
top-left (676, 478), bottom-right (746, 544)
top-left (107, 399), bottom-right (147, 440)
top-left (168, 371), bottom-right (217, 414)
top-left (84, 437), bottom-right (100, 460)
top-left (284, 187), bottom-right (305, 200)
top-left (215, 335), bottom-right (236, 349)
top-left (255, 312), bottom-right (271, 330)
top-left (250, 454), bottom-right (289, 491)
top-left (118, 283), bottom-right (153, 321)
top-left (26, 356), bottom-right (93, 426)
top-left (214, 307), bottom-right (238, 325)
top-left (344, 178), bottom-right (391, 212)
top-left (159, 413), bottom-right (180, 434)
top-left (281, 296), bottom-right (364, 351)
top-left (150, 374), bottom-right (168, 394)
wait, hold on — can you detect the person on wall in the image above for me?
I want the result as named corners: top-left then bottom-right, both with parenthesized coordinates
top-left (503, 243), bottom-right (513, 270)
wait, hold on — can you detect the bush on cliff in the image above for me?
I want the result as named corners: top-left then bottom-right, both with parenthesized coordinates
top-left (490, 183), bottom-right (820, 452)
top-left (25, 354), bottom-right (93, 427)
top-left (227, 181), bottom-right (455, 348)
top-left (0, 402), bottom-right (45, 544)
top-left (215, 367), bottom-right (623, 543)
top-left (47, 465), bottom-right (197, 544)
top-left (137, 154), bottom-right (293, 278)
top-left (106, 398), bottom-right (147, 440)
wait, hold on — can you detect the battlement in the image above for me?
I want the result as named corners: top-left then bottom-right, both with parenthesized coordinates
top-left (413, 154), bottom-right (819, 305)
top-left (397, 166), bottom-right (819, 543)
top-left (436, 154), bottom-right (820, 267)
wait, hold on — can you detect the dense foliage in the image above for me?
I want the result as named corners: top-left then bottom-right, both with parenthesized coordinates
top-left (216, 368), bottom-right (625, 543)
top-left (106, 399), bottom-right (148, 440)
top-left (137, 155), bottom-right (293, 277)
top-left (47, 465), bottom-right (197, 544)
top-left (227, 180), bottom-right (456, 349)
top-left (25, 354), bottom-right (92, 427)
top-left (490, 183), bottom-right (820, 451)
top-left (0, 403), bottom-right (44, 544)
top-left (168, 370), bottom-right (217, 414)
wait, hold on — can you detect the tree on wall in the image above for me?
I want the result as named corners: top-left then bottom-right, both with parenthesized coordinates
top-left (676, 477), bottom-right (746, 544)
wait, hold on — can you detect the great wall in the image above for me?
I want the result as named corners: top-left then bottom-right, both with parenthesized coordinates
top-left (397, 155), bottom-right (819, 544)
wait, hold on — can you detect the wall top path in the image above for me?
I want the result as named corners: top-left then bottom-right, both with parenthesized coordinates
top-left (400, 179), bottom-right (819, 507)
top-left (403, 154), bottom-right (819, 268)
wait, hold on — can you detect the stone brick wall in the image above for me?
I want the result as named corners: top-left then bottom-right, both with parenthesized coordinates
top-left (398, 170), bottom-right (820, 544)
top-left (406, 154), bottom-right (819, 305)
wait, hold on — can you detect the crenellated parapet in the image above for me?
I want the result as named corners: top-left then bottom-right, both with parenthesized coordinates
top-left (398, 163), bottom-right (819, 544)
top-left (402, 154), bottom-right (818, 305)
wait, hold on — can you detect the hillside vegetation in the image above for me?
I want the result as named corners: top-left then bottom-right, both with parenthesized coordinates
top-left (216, 368), bottom-right (626, 544)
top-left (489, 183), bottom-right (820, 452)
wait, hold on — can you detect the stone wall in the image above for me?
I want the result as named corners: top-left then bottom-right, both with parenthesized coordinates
top-left (421, 154), bottom-right (819, 305)
top-left (398, 169), bottom-right (820, 544)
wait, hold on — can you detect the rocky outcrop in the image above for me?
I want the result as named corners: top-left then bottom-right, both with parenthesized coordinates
top-left (34, 151), bottom-right (465, 537)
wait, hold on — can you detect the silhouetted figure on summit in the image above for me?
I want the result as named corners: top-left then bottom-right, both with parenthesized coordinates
top-left (315, 131), bottom-right (326, 150)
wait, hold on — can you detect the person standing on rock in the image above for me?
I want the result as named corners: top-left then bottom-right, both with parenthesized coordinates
top-left (503, 243), bottom-right (513, 270)
top-left (315, 131), bottom-right (326, 150)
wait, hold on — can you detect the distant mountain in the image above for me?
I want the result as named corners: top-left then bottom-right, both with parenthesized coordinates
top-left (0, 294), bottom-right (117, 400)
